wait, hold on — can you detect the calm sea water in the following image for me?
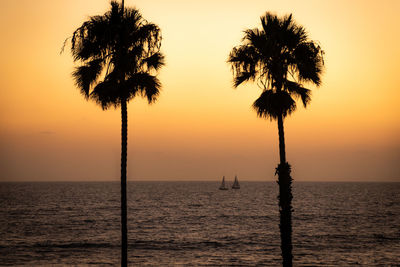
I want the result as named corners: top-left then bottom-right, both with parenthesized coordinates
top-left (0, 182), bottom-right (399, 266)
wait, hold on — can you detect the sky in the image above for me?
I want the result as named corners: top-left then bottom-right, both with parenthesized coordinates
top-left (0, 0), bottom-right (399, 182)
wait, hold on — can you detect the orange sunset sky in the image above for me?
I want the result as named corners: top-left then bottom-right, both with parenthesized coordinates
top-left (0, 0), bottom-right (399, 182)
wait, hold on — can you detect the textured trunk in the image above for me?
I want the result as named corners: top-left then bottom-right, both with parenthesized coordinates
top-left (277, 115), bottom-right (286, 164)
top-left (121, 98), bottom-right (128, 267)
top-left (276, 114), bottom-right (293, 267)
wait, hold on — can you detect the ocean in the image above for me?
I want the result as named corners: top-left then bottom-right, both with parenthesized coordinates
top-left (0, 182), bottom-right (399, 266)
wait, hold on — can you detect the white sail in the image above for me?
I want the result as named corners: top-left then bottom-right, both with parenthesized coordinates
top-left (232, 175), bottom-right (240, 189)
top-left (219, 176), bottom-right (228, 190)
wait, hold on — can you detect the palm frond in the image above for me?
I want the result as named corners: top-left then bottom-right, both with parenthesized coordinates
top-left (128, 23), bottom-right (161, 51)
top-left (228, 45), bottom-right (259, 87)
top-left (293, 42), bottom-right (324, 86)
top-left (71, 16), bottom-right (112, 62)
top-left (143, 52), bottom-right (165, 71)
top-left (284, 80), bottom-right (311, 107)
top-left (72, 59), bottom-right (103, 98)
top-left (233, 71), bottom-right (256, 87)
top-left (253, 90), bottom-right (296, 119)
top-left (243, 28), bottom-right (262, 45)
top-left (261, 12), bottom-right (279, 37)
top-left (123, 7), bottom-right (142, 30)
top-left (125, 72), bottom-right (161, 103)
top-left (90, 80), bottom-right (120, 110)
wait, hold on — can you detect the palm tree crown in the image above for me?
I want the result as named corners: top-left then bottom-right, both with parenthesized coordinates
top-left (69, 1), bottom-right (164, 109)
top-left (228, 12), bottom-right (324, 119)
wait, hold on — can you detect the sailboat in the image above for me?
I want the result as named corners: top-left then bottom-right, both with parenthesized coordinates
top-left (219, 176), bottom-right (228, 190)
top-left (232, 175), bottom-right (240, 189)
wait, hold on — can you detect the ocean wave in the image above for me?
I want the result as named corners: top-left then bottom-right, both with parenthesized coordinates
top-left (1, 242), bottom-right (118, 249)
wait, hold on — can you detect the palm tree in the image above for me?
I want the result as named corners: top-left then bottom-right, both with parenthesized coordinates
top-left (228, 13), bottom-right (324, 267)
top-left (66, 2), bottom-right (164, 266)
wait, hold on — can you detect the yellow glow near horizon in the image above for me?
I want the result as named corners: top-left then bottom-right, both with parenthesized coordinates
top-left (0, 0), bottom-right (399, 181)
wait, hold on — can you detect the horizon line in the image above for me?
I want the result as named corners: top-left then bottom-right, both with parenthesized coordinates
top-left (1, 179), bottom-right (399, 183)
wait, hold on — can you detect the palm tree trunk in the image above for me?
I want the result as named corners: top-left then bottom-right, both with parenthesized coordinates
top-left (277, 115), bottom-right (286, 164)
top-left (120, 2), bottom-right (126, 266)
top-left (121, 98), bottom-right (128, 267)
top-left (276, 114), bottom-right (293, 267)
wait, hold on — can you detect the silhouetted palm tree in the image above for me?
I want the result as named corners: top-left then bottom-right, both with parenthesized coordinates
top-left (228, 13), bottom-right (324, 267)
top-left (66, 2), bottom-right (164, 266)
